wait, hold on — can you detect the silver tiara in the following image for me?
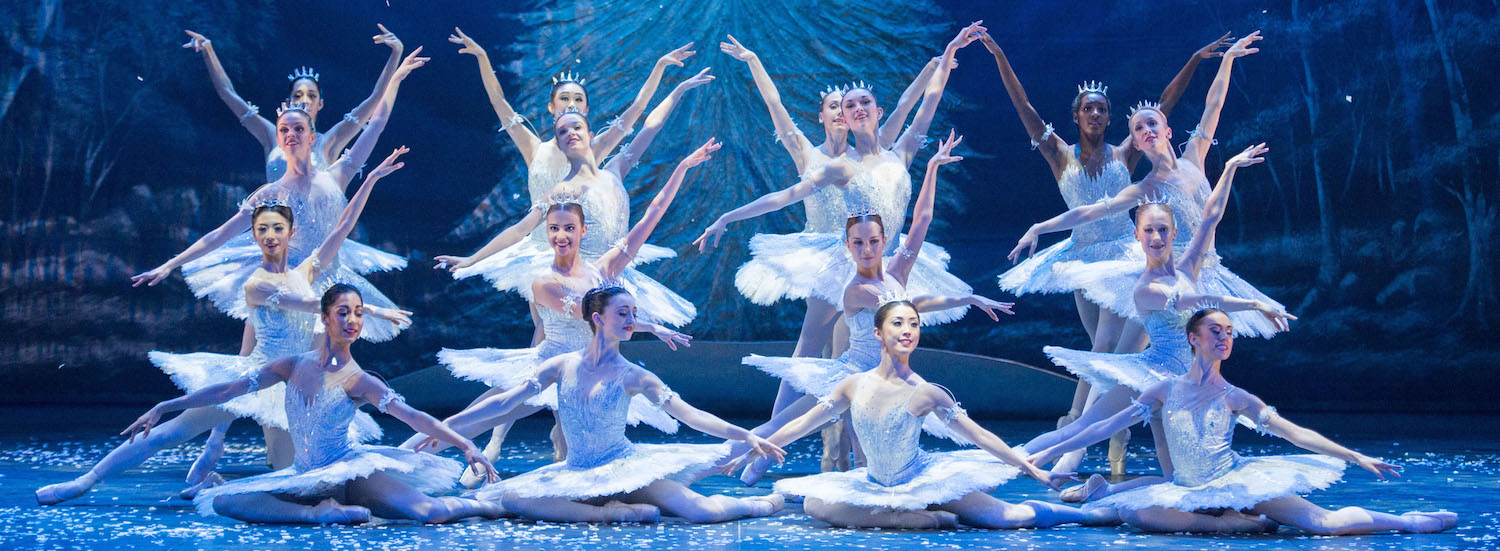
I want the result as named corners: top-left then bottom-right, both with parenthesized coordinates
top-left (276, 101), bottom-right (312, 117)
top-left (818, 84), bottom-right (849, 100)
top-left (539, 188), bottom-right (586, 210)
top-left (876, 288), bottom-right (909, 308)
top-left (1129, 99), bottom-right (1163, 117)
top-left (1137, 191), bottom-right (1170, 207)
top-left (248, 186), bottom-right (292, 209)
top-left (1078, 80), bottom-right (1108, 95)
top-left (844, 80), bottom-right (874, 94)
top-left (845, 203), bottom-right (882, 219)
top-left (552, 70), bottom-right (586, 86)
top-left (288, 66), bottom-right (319, 82)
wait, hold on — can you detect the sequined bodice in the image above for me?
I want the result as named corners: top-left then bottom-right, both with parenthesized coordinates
top-left (284, 383), bottom-right (358, 471)
top-left (535, 273), bottom-right (599, 357)
top-left (839, 309), bottom-right (881, 370)
top-left (1059, 154), bottom-right (1134, 245)
top-left (1162, 379), bottom-right (1240, 486)
top-left (801, 158), bottom-right (849, 233)
top-left (526, 147), bottom-right (573, 242)
top-left (252, 176), bottom-right (348, 268)
top-left (843, 151), bottom-right (912, 254)
top-left (556, 364), bottom-right (635, 468)
top-left (265, 139), bottom-right (329, 183)
top-left (848, 376), bottom-right (927, 486)
top-left (249, 280), bottom-right (319, 362)
top-left (1137, 274), bottom-right (1199, 378)
top-left (1149, 166), bottom-right (1212, 251)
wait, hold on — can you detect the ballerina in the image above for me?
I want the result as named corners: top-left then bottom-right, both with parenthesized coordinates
top-left (1026, 307), bottom-right (1457, 535)
top-left (731, 132), bottom-right (1014, 482)
top-left (739, 299), bottom-right (1116, 529)
top-left (417, 287), bottom-right (787, 524)
top-left (982, 30), bottom-right (1233, 474)
top-left (36, 146), bottom-right (415, 506)
top-left (1020, 143), bottom-right (1295, 503)
top-left (403, 137), bottom-right (717, 485)
top-left (122, 284), bottom-right (503, 525)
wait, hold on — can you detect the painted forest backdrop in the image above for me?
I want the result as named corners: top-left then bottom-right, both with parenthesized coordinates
top-left (2, 0), bottom-right (1497, 412)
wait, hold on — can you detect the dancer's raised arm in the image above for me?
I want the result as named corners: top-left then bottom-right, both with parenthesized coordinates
top-left (894, 21), bottom-right (983, 166)
top-left (692, 157), bottom-right (855, 252)
top-left (880, 56), bottom-right (949, 148)
top-left (347, 372), bottom-right (498, 483)
top-left (1181, 31), bottom-right (1261, 169)
top-left (605, 68), bottom-right (715, 180)
top-left (633, 369), bottom-right (785, 463)
top-left (720, 35), bottom-right (817, 168)
top-left (182, 30), bottom-right (274, 153)
top-left (449, 27), bottom-right (542, 162)
top-left (319, 24), bottom-right (405, 161)
top-left (911, 384), bottom-right (1067, 490)
top-left (1119, 32), bottom-right (1234, 168)
top-left (599, 138), bottom-right (717, 278)
top-left (1228, 389), bottom-right (1400, 480)
top-left (593, 43), bottom-right (697, 157)
top-left (977, 31), bottom-right (1066, 176)
top-left (329, 48), bottom-right (427, 189)
top-left (1178, 143), bottom-right (1265, 279)
top-left (889, 131), bottom-right (960, 282)
top-left (308, 147), bottom-right (408, 273)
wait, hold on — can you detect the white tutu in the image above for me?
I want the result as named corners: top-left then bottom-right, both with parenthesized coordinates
top-left (1057, 256), bottom-right (1289, 339)
top-left (437, 347), bottom-right (680, 434)
top-left (1042, 345), bottom-right (1187, 395)
top-left (473, 442), bottom-right (728, 500)
top-left (194, 445), bottom-right (462, 515)
top-left (1094, 454), bottom-right (1346, 512)
top-left (773, 449), bottom-right (1019, 510)
top-left (150, 351), bottom-right (381, 442)
top-left (733, 232), bottom-right (972, 325)
top-left (997, 234), bottom-right (1136, 295)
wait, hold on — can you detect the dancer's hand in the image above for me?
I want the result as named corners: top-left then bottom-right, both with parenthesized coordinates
top-left (927, 130), bottom-right (964, 168)
top-left (1028, 466), bottom-right (1075, 492)
top-left (674, 67), bottom-right (715, 93)
top-left (971, 295), bottom-right (1016, 321)
top-left (1226, 142), bottom-right (1269, 170)
top-left (1355, 454), bottom-right (1402, 481)
top-left (393, 47), bottom-right (429, 81)
top-left (373, 24), bottom-right (402, 51)
top-left (719, 35), bottom-right (755, 63)
top-left (1224, 30), bottom-right (1262, 60)
top-left (433, 255), bottom-right (474, 272)
top-left (650, 326), bottom-right (693, 351)
top-left (718, 451), bottom-right (752, 475)
top-left (1008, 227), bottom-right (1040, 263)
top-left (123, 404), bottom-right (166, 443)
top-left (413, 434), bottom-right (442, 453)
top-left (1026, 448), bottom-right (1062, 470)
top-left (693, 218), bottom-right (728, 253)
top-left (1249, 301), bottom-right (1297, 332)
top-left (947, 20), bottom-right (987, 51)
top-left (448, 27), bottom-right (485, 57)
top-left (978, 31), bottom-right (1000, 54)
top-left (462, 443), bottom-right (500, 484)
top-left (367, 305), bottom-right (414, 329)
top-left (366, 146), bottom-right (409, 181)
top-left (679, 137), bottom-right (721, 170)
top-left (659, 42), bottom-right (696, 68)
top-left (131, 263), bottom-right (174, 287)
top-left (1196, 31), bottom-right (1234, 59)
top-left (745, 435), bottom-right (786, 465)
top-left (181, 30), bottom-right (211, 53)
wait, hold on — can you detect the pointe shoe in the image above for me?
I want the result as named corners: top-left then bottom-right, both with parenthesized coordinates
top-left (1403, 511), bottom-right (1458, 533)
top-left (1059, 474), bottom-right (1109, 504)
top-left (1107, 427), bottom-right (1130, 476)
top-left (312, 499), bottom-right (371, 525)
top-left (36, 475), bottom-right (97, 505)
top-left (739, 455), bottom-right (773, 487)
top-left (178, 471), bottom-right (225, 500)
top-left (746, 493), bottom-right (786, 516)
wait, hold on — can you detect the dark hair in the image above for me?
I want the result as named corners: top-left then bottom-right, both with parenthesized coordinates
top-left (874, 299), bottom-right (919, 327)
top-left (581, 286), bottom-right (631, 331)
top-left (1130, 202), bottom-right (1175, 226)
top-left (1071, 90), bottom-right (1111, 116)
top-left (1185, 307), bottom-right (1227, 352)
top-left (252, 205), bottom-right (295, 227)
top-left (550, 80), bottom-right (589, 103)
top-left (288, 76), bottom-right (320, 97)
top-left (844, 86), bottom-right (875, 102)
top-left (546, 202), bottom-right (586, 224)
top-left (845, 214), bottom-right (885, 236)
top-left (320, 283), bottom-right (362, 315)
top-left (553, 110), bottom-right (592, 133)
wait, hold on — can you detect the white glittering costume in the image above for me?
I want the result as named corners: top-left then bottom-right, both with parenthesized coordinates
top-left (734, 150), bottom-right (972, 324)
top-left (1042, 275), bottom-right (1197, 394)
top-left (774, 375), bottom-right (1019, 510)
top-left (1093, 379), bottom-right (1345, 512)
top-left (998, 148), bottom-right (1137, 297)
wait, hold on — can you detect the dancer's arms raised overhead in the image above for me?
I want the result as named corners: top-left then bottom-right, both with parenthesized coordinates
top-left (721, 35), bottom-right (817, 169)
top-left (328, 48), bottom-right (427, 190)
top-left (893, 21), bottom-right (983, 166)
top-left (888, 131), bottom-right (961, 282)
top-left (978, 31), bottom-right (1067, 177)
top-left (1181, 31), bottom-right (1261, 170)
top-left (592, 43), bottom-right (697, 157)
top-left (1119, 32), bottom-right (1234, 169)
top-left (319, 24), bottom-right (406, 161)
top-left (605, 68), bottom-right (715, 180)
top-left (1178, 143), bottom-right (1264, 279)
top-left (598, 138), bottom-right (717, 278)
top-left (308, 147), bottom-right (408, 275)
top-left (880, 56), bottom-right (951, 149)
top-left (450, 27), bottom-right (543, 162)
top-left (182, 30), bottom-right (275, 153)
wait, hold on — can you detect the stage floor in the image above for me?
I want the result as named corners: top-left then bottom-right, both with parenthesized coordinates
top-left (3, 406), bottom-right (1496, 550)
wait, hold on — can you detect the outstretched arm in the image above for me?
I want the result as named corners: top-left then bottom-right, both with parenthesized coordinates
top-left (308, 147), bottom-right (408, 274)
top-left (977, 31), bottom-right (1064, 175)
top-left (1007, 183), bottom-right (1146, 262)
top-left (636, 370), bottom-right (783, 462)
top-left (909, 293), bottom-right (1015, 320)
top-left (916, 385), bottom-right (1067, 490)
top-left (880, 56), bottom-right (947, 149)
top-left (593, 43), bottom-right (697, 158)
top-left (350, 373), bottom-right (499, 482)
top-left (321, 24), bottom-right (405, 161)
top-left (1230, 389), bottom-right (1400, 479)
top-left (1121, 32), bottom-right (1233, 169)
top-left (329, 48), bottom-right (427, 189)
top-left (1029, 381), bottom-right (1168, 466)
top-left (1179, 143), bottom-right (1266, 278)
top-left (182, 30), bottom-right (275, 153)
top-left (449, 28), bottom-right (542, 163)
top-left (889, 131), bottom-right (960, 282)
top-left (605, 68), bottom-right (715, 179)
top-left (762, 376), bottom-right (858, 450)
top-left (130, 208), bottom-right (251, 287)
top-left (123, 357), bottom-right (289, 442)
top-left (434, 208), bottom-right (545, 272)
top-left (600, 139), bottom-right (718, 277)
top-left (721, 35), bottom-right (817, 168)
top-left (693, 157), bottom-right (854, 252)
top-left (895, 21), bottom-right (984, 165)
top-left (1183, 31), bottom-right (1262, 169)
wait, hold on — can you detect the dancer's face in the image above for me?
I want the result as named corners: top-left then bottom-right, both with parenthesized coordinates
top-left (1189, 310), bottom-right (1234, 361)
top-left (818, 91), bottom-right (847, 133)
top-left (592, 293), bottom-right (638, 341)
top-left (322, 291), bottom-right (365, 346)
top-left (845, 220), bottom-right (885, 269)
top-left (276, 112), bottom-right (315, 160)
top-left (553, 114), bottom-right (592, 157)
top-left (840, 89), bottom-right (882, 134)
top-left (548, 83), bottom-right (589, 117)
top-left (1130, 110), bottom-right (1172, 157)
top-left (545, 208), bottom-right (585, 257)
top-left (877, 303), bottom-right (921, 355)
top-left (289, 78), bottom-right (324, 118)
top-left (1134, 206), bottom-right (1175, 261)
top-left (253, 210), bottom-right (295, 261)
top-left (1073, 93), bottom-right (1110, 138)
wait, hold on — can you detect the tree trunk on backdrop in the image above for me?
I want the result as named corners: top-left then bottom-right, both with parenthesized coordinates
top-left (0, 0), bottom-right (60, 124)
top-left (1294, 0), bottom-right (1342, 290)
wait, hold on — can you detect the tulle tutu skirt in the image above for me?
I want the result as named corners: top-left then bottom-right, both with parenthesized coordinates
top-left (1055, 254), bottom-right (1289, 339)
top-left (437, 347), bottom-right (679, 434)
top-left (733, 232), bottom-right (972, 325)
top-left (451, 240), bottom-right (695, 327)
top-left (181, 238), bottom-right (408, 342)
top-left (997, 233), bottom-right (1136, 296)
top-left (194, 445), bottom-right (462, 515)
top-left (1094, 454), bottom-right (1346, 512)
top-left (150, 350), bottom-right (381, 442)
top-left (1042, 344), bottom-right (1189, 395)
top-left (774, 449), bottom-right (1020, 510)
top-left (473, 442), bottom-right (729, 500)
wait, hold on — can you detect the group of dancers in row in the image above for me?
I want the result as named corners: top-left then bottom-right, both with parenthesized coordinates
top-left (34, 21), bottom-right (1458, 535)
